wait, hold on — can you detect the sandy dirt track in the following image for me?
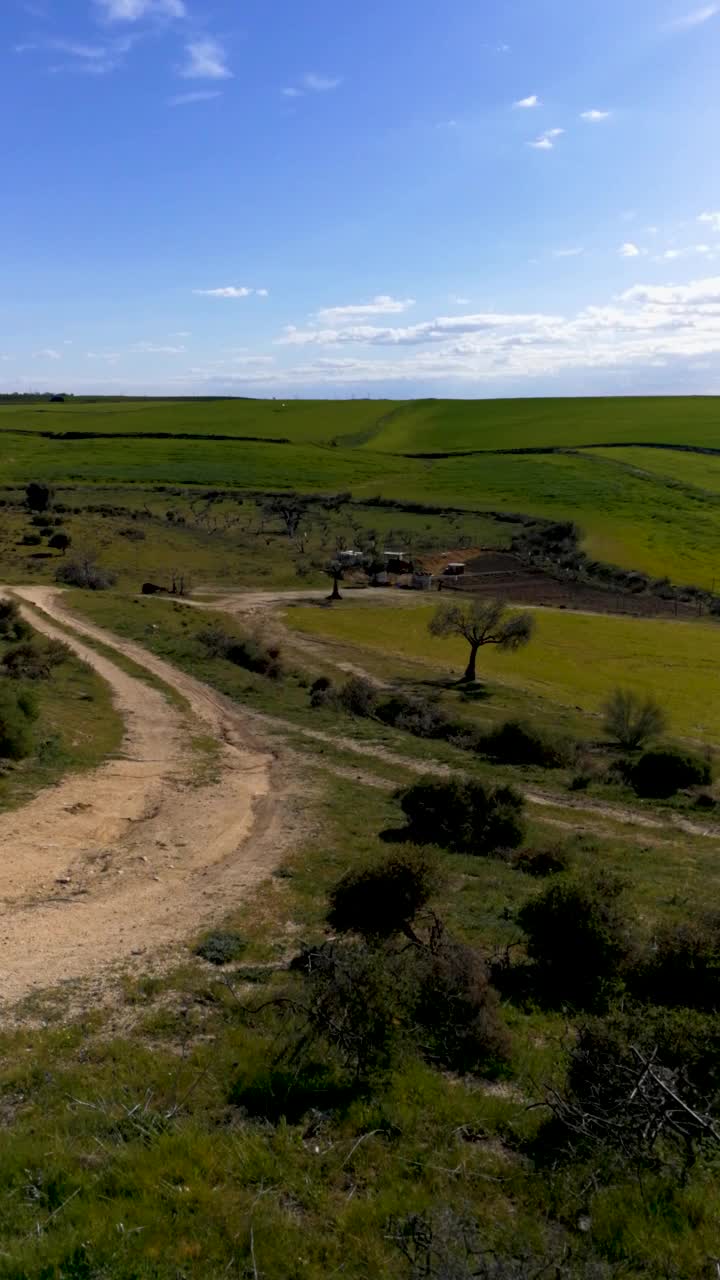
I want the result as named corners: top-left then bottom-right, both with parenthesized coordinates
top-left (0, 588), bottom-right (285, 1008)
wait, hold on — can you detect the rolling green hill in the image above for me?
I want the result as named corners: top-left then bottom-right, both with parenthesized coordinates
top-left (2, 395), bottom-right (720, 588)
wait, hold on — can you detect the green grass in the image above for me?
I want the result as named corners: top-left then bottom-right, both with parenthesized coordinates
top-left (0, 627), bottom-right (123, 813)
top-left (5, 398), bottom-right (720, 586)
top-left (287, 599), bottom-right (720, 746)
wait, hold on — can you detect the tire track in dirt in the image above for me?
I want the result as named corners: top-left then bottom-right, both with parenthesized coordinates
top-left (0, 588), bottom-right (296, 1009)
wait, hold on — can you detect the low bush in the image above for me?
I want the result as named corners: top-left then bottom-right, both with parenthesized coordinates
top-left (328, 849), bottom-right (440, 941)
top-left (118, 526), bottom-right (146, 541)
top-left (511, 844), bottom-right (574, 877)
top-left (518, 871), bottom-right (631, 1007)
top-left (630, 914), bottom-right (720, 1010)
top-left (478, 718), bottom-right (575, 769)
top-left (48, 532), bottom-right (71, 554)
top-left (399, 776), bottom-right (525, 855)
top-left (198, 626), bottom-right (283, 679)
top-left (630, 747), bottom-right (711, 798)
top-left (376, 693), bottom-right (452, 740)
top-left (55, 556), bottom-right (117, 591)
top-left (2, 638), bottom-right (69, 680)
top-left (411, 934), bottom-right (511, 1075)
top-left (20, 533), bottom-right (42, 546)
top-left (0, 601), bottom-right (30, 642)
top-left (0, 685), bottom-right (38, 759)
top-left (309, 675), bottom-right (333, 707)
top-left (194, 930), bottom-right (247, 966)
top-left (602, 688), bottom-right (666, 750)
top-left (336, 675), bottom-right (378, 716)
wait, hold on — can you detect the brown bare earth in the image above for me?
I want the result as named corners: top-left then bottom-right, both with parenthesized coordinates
top-left (0, 588), bottom-right (289, 1009)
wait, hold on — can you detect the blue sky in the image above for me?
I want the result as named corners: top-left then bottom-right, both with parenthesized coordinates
top-left (3, 0), bottom-right (720, 397)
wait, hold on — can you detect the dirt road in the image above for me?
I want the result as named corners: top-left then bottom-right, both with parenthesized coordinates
top-left (0, 588), bottom-right (289, 1009)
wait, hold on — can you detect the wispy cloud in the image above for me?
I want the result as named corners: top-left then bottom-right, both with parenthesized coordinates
top-left (33, 348), bottom-right (61, 360)
top-left (169, 90), bottom-right (222, 106)
top-left (316, 295), bottom-right (416, 324)
top-left (528, 128), bottom-right (564, 150)
top-left (553, 247), bottom-right (584, 257)
top-left (193, 286), bottom-right (265, 299)
top-left (619, 242), bottom-right (642, 257)
top-left (580, 108), bottom-right (611, 121)
top-left (668, 4), bottom-right (720, 28)
top-left (514, 94), bottom-right (540, 108)
top-left (282, 86), bottom-right (303, 97)
top-left (621, 275), bottom-right (720, 305)
top-left (131, 342), bottom-right (186, 354)
top-left (17, 34), bottom-right (135, 75)
top-left (95, 0), bottom-right (186, 20)
top-left (302, 72), bottom-right (342, 91)
top-left (656, 244), bottom-right (711, 261)
top-left (699, 211), bottom-right (720, 232)
top-left (180, 39), bottom-right (232, 80)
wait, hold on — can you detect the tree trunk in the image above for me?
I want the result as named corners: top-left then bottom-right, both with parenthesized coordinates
top-left (462, 642), bottom-right (480, 683)
top-left (330, 576), bottom-right (342, 601)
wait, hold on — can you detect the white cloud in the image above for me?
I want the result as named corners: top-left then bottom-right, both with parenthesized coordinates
top-left (514, 94), bottom-right (540, 108)
top-left (193, 286), bottom-right (264, 298)
top-left (699, 211), bottom-right (720, 232)
top-left (256, 288), bottom-right (270, 297)
top-left (620, 275), bottom-right (720, 306)
top-left (580, 108), bottom-right (611, 121)
top-left (669, 4), bottom-right (720, 27)
top-left (169, 90), bottom-right (222, 106)
top-left (619, 242), bottom-right (642, 258)
top-left (657, 244), bottom-right (711, 261)
top-left (302, 72), bottom-right (341, 91)
top-left (282, 87), bottom-right (303, 97)
top-left (95, 0), bottom-right (185, 20)
top-left (180, 40), bottom-right (231, 80)
top-left (316, 295), bottom-right (416, 323)
top-left (553, 247), bottom-right (584, 257)
top-left (278, 310), bottom-right (563, 349)
top-left (33, 348), bottom-right (61, 360)
top-left (528, 129), bottom-right (563, 150)
top-left (450, 296), bottom-right (471, 305)
top-left (131, 343), bottom-right (186, 354)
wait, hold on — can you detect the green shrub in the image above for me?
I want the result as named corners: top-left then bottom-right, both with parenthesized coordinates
top-left (630, 747), bottom-right (711, 798)
top-left (631, 915), bottom-right (720, 1009)
top-left (194, 930), bottom-right (246, 966)
top-left (518, 871), bottom-right (631, 1006)
top-left (48, 532), bottom-right (71, 554)
top-left (399, 776), bottom-right (525, 855)
top-left (479, 719), bottom-right (575, 769)
top-left (337, 675), bottom-right (378, 716)
top-left (198, 625), bottom-right (283, 678)
top-left (327, 849), bottom-right (440, 941)
top-left (410, 935), bottom-right (511, 1075)
top-left (602, 688), bottom-right (666, 750)
top-left (0, 685), bottom-right (38, 759)
top-left (309, 675), bottom-right (333, 707)
top-left (2, 639), bottom-right (69, 680)
top-left (0, 600), bottom-right (30, 642)
top-left (376, 693), bottom-right (452, 740)
top-left (55, 556), bottom-right (117, 590)
top-left (20, 533), bottom-right (42, 546)
top-left (512, 844), bottom-right (574, 877)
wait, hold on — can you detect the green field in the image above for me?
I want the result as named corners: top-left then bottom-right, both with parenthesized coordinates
top-left (3, 395), bottom-right (720, 588)
top-left (288, 600), bottom-right (720, 745)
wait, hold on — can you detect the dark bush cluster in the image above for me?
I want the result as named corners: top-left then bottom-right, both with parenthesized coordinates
top-left (478, 718), bottom-right (576, 769)
top-left (511, 843), bottom-right (574, 877)
top-left (629, 748), bottom-right (712, 798)
top-left (399, 776), bottom-right (525, 856)
top-left (517, 871), bottom-right (631, 1007)
top-left (194, 930), bottom-right (247, 966)
top-left (0, 685), bottom-right (38, 760)
top-left (630, 914), bottom-right (720, 1010)
top-left (197, 625), bottom-right (283, 679)
top-left (55, 556), bottom-right (117, 591)
top-left (2, 638), bottom-right (69, 680)
top-left (328, 849), bottom-right (438, 941)
top-left (0, 601), bottom-right (30, 643)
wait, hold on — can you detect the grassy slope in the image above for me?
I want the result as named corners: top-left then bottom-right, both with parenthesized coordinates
top-left (4, 398), bottom-right (720, 587)
top-left (0, 628), bottom-right (123, 813)
top-left (287, 600), bottom-right (720, 746)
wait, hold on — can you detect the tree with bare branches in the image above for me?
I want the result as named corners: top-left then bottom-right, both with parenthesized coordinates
top-left (428, 599), bottom-right (534, 683)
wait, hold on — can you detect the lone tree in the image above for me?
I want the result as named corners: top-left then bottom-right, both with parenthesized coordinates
top-left (25, 482), bottom-right (53, 513)
top-left (325, 558), bottom-right (344, 601)
top-left (429, 598), bottom-right (534, 683)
